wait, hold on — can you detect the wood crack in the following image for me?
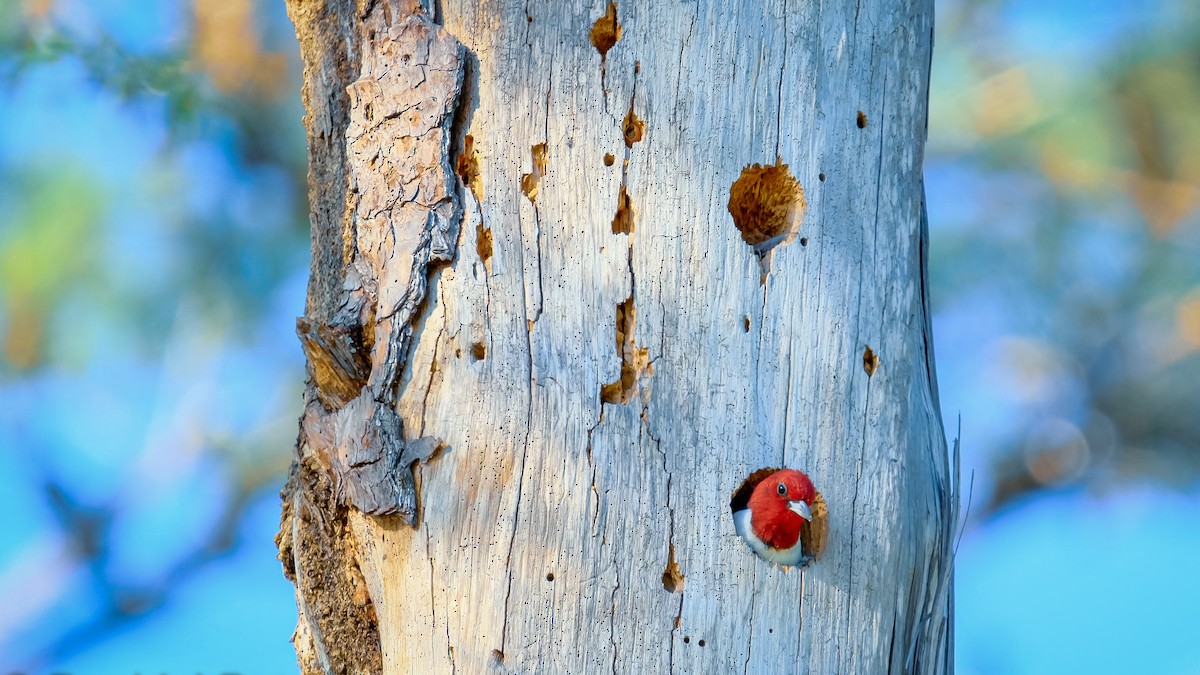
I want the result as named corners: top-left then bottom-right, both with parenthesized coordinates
top-left (423, 528), bottom-right (447, 670)
top-left (498, 348), bottom-right (535, 657)
top-left (844, 372), bottom-right (872, 649)
top-left (774, 0), bottom-right (789, 160)
top-left (418, 279), bottom-right (450, 437)
top-left (586, 407), bottom-right (605, 533)
top-left (742, 565), bottom-right (758, 675)
top-left (669, 593), bottom-right (683, 673)
top-left (780, 348), bottom-right (794, 466)
top-left (609, 569), bottom-right (621, 675)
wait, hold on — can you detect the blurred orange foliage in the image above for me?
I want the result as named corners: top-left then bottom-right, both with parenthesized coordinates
top-left (191, 0), bottom-right (286, 95)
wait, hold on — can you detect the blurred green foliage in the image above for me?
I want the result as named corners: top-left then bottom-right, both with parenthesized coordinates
top-left (0, 165), bottom-right (103, 367)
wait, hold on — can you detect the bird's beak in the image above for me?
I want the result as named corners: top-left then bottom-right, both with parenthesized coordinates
top-left (789, 500), bottom-right (813, 521)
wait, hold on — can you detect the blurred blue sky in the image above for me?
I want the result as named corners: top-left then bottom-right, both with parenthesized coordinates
top-left (956, 487), bottom-right (1200, 675)
top-left (1, 0), bottom-right (1198, 672)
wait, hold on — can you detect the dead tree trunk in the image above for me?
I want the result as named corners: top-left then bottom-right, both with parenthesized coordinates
top-left (276, 0), bottom-right (956, 673)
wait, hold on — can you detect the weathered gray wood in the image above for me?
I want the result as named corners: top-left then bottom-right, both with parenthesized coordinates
top-left (280, 0), bottom-right (954, 673)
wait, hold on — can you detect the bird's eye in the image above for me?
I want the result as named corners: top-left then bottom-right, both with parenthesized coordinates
top-left (777, 482), bottom-right (787, 496)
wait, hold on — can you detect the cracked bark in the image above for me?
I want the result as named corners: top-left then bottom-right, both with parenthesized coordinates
top-left (279, 0), bottom-right (952, 673)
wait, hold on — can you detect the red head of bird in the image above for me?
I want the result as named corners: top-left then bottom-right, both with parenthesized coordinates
top-left (731, 468), bottom-right (818, 567)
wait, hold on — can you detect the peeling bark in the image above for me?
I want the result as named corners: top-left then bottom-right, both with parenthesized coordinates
top-left (279, 0), bottom-right (465, 671)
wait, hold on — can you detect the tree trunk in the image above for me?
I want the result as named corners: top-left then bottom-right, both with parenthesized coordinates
top-left (276, 0), bottom-right (956, 673)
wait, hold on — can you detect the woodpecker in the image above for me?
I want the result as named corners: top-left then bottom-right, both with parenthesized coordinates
top-left (730, 468), bottom-right (822, 567)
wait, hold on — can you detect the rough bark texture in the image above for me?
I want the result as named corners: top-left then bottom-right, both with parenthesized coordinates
top-left (278, 0), bottom-right (955, 673)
